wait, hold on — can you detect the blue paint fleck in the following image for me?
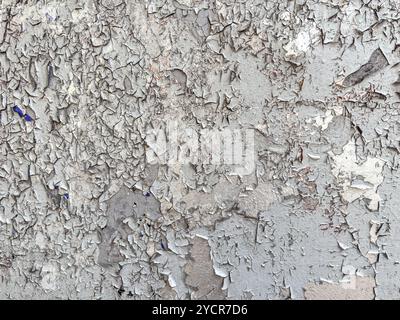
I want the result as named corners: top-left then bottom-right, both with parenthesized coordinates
top-left (160, 241), bottom-right (166, 250)
top-left (13, 105), bottom-right (33, 122)
top-left (145, 192), bottom-right (151, 197)
top-left (13, 105), bottom-right (24, 117)
top-left (63, 193), bottom-right (69, 200)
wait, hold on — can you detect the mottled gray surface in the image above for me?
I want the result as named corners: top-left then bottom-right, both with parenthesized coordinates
top-left (1, 0), bottom-right (400, 300)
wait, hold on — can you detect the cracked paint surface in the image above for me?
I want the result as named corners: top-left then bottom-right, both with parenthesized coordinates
top-left (1, 0), bottom-right (400, 300)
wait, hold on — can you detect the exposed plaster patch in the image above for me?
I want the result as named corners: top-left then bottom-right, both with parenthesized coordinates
top-left (304, 276), bottom-right (376, 300)
top-left (329, 140), bottom-right (385, 211)
top-left (283, 24), bottom-right (320, 64)
top-left (184, 236), bottom-right (225, 299)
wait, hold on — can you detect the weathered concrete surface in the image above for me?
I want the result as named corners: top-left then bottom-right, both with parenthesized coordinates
top-left (1, 0), bottom-right (400, 300)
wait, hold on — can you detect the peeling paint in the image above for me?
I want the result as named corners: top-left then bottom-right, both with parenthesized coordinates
top-left (1, 0), bottom-right (400, 300)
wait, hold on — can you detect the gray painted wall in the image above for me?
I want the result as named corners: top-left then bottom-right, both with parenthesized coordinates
top-left (0, 0), bottom-right (398, 299)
